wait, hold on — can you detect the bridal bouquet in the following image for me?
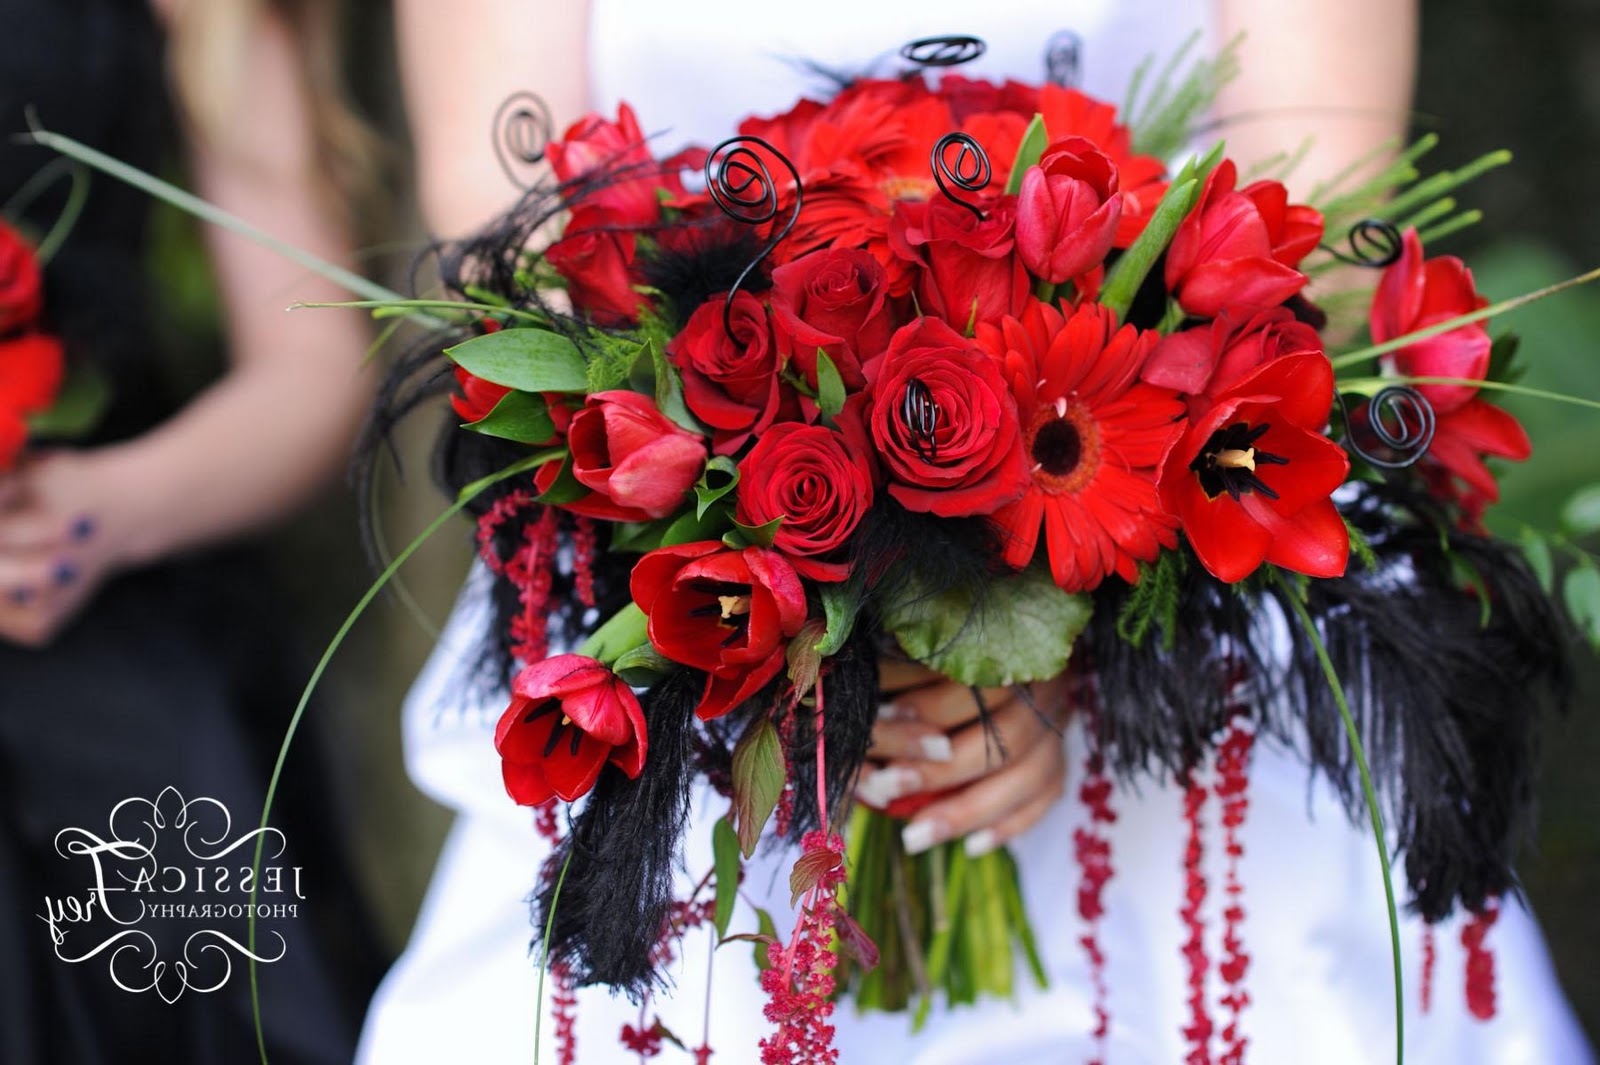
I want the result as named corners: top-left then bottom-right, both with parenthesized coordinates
top-left (370, 34), bottom-right (1580, 1065)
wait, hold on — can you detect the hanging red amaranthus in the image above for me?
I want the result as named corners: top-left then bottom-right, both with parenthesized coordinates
top-left (1214, 713), bottom-right (1254, 1065)
top-left (1180, 772), bottom-right (1213, 1065)
top-left (1073, 683), bottom-right (1117, 1065)
top-left (1462, 900), bottom-right (1499, 1020)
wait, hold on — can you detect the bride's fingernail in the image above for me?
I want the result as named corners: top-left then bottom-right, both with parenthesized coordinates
top-left (963, 829), bottom-right (1000, 859)
top-left (857, 766), bottom-right (921, 807)
top-left (70, 516), bottom-right (95, 541)
top-left (8, 587), bottom-right (33, 606)
top-left (52, 561), bottom-right (78, 587)
top-left (877, 701), bottom-right (916, 722)
top-left (918, 734), bottom-right (953, 761)
top-left (902, 819), bottom-right (946, 855)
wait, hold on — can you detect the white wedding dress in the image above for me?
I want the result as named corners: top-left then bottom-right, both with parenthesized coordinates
top-left (358, 3), bottom-right (1593, 1062)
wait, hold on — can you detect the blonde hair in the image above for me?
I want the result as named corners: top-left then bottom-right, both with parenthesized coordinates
top-left (166, 0), bottom-right (381, 205)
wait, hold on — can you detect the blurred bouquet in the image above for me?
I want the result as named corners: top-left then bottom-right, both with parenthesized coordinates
top-left (0, 220), bottom-right (64, 469)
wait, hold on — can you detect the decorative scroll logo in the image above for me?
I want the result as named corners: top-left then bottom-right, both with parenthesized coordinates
top-left (39, 786), bottom-right (303, 1002)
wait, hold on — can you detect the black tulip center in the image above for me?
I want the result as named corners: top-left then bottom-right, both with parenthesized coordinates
top-left (1191, 421), bottom-right (1290, 501)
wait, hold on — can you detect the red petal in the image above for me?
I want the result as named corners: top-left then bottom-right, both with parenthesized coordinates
top-left (1248, 495), bottom-right (1349, 579)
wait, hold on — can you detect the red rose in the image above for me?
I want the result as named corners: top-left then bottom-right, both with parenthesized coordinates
top-left (1370, 228), bottom-right (1490, 412)
top-left (770, 247), bottom-right (895, 390)
top-left (0, 221), bottom-right (43, 335)
top-left (1143, 306), bottom-right (1323, 417)
top-left (1164, 160), bottom-right (1323, 319)
top-left (1015, 136), bottom-right (1122, 285)
top-left (546, 103), bottom-right (664, 228)
top-left (547, 207), bottom-right (646, 327)
top-left (668, 292), bottom-right (787, 455)
top-left (889, 196), bottom-right (1029, 330)
top-left (494, 654), bottom-right (648, 805)
top-left (735, 421), bottom-right (875, 582)
top-left (566, 391), bottom-right (705, 521)
top-left (1158, 353), bottom-right (1350, 583)
top-left (631, 542), bottom-right (808, 720)
top-left (0, 331), bottom-right (64, 416)
top-left (860, 317), bottom-right (1029, 517)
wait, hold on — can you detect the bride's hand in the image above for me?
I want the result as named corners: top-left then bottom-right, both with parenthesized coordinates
top-left (857, 658), bottom-right (1072, 857)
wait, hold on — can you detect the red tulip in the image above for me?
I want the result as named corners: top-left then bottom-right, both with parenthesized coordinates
top-left (1369, 228), bottom-right (1490, 412)
top-left (0, 221), bottom-right (43, 335)
top-left (1015, 136), bottom-right (1121, 285)
top-left (630, 542), bottom-right (808, 720)
top-left (1158, 354), bottom-right (1350, 582)
top-left (567, 391), bottom-right (705, 521)
top-left (494, 655), bottom-right (648, 805)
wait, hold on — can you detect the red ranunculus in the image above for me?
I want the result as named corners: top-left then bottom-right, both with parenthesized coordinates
top-left (979, 301), bottom-right (1183, 591)
top-left (566, 390), bottom-right (705, 521)
top-left (494, 654), bottom-right (648, 804)
top-left (546, 206), bottom-right (646, 326)
top-left (668, 292), bottom-right (788, 455)
top-left (770, 247), bottom-right (895, 390)
top-left (889, 196), bottom-right (1029, 330)
top-left (1143, 306), bottom-right (1323, 417)
top-left (735, 420), bottom-right (875, 581)
top-left (0, 221), bottom-right (43, 335)
top-left (1165, 160), bottom-right (1323, 319)
top-left (0, 331), bottom-right (64, 416)
top-left (1015, 136), bottom-right (1122, 285)
top-left (1158, 353), bottom-right (1350, 583)
top-left (631, 542), bottom-right (808, 720)
top-left (1370, 228), bottom-right (1490, 412)
top-left (546, 103), bottom-right (665, 227)
top-left (860, 317), bottom-right (1029, 517)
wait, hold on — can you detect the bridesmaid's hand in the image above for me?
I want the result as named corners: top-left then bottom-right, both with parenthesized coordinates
top-left (858, 658), bottom-right (1073, 857)
top-left (0, 451), bottom-right (123, 648)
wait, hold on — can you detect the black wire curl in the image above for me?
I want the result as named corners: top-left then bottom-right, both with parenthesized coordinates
top-left (492, 91), bottom-right (554, 190)
top-left (703, 136), bottom-right (803, 342)
top-left (1337, 386), bottom-right (1437, 469)
top-left (900, 378), bottom-right (940, 462)
top-left (900, 35), bottom-right (987, 68)
top-left (930, 131), bottom-right (991, 221)
top-left (1322, 218), bottom-right (1404, 268)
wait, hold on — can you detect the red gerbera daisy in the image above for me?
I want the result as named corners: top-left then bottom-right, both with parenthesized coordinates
top-left (976, 301), bottom-right (1185, 592)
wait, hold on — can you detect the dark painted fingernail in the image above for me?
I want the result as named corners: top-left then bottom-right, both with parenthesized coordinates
top-left (52, 561), bottom-right (78, 587)
top-left (70, 516), bottom-right (95, 542)
top-left (8, 587), bottom-right (34, 605)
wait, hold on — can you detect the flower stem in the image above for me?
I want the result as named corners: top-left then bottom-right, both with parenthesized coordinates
top-left (533, 849), bottom-right (575, 1065)
top-left (1276, 570), bottom-right (1404, 1065)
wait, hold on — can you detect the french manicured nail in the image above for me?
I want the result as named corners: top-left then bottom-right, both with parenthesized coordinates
top-left (8, 587), bottom-right (33, 605)
top-left (52, 561), bottom-right (78, 587)
top-left (918, 734), bottom-right (954, 761)
top-left (902, 819), bottom-right (946, 855)
top-left (876, 701), bottom-right (917, 722)
top-left (70, 516), bottom-right (95, 541)
top-left (963, 829), bottom-right (1000, 859)
top-left (856, 766), bottom-right (921, 808)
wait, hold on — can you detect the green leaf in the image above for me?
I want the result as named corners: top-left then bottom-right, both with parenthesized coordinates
top-left (815, 577), bottom-right (864, 656)
top-left (576, 602), bottom-right (650, 666)
top-left (612, 642), bottom-right (676, 687)
top-left (1003, 113), bottom-right (1049, 196)
top-left (731, 716), bottom-right (785, 858)
top-left (610, 519), bottom-right (670, 554)
top-left (1519, 528), bottom-right (1555, 593)
top-left (1486, 332), bottom-right (1524, 386)
top-left (662, 504), bottom-right (731, 547)
top-left (787, 619), bottom-right (828, 699)
top-left (26, 364), bottom-right (110, 437)
top-left (629, 336), bottom-right (706, 433)
top-left (1562, 563), bottom-right (1600, 649)
top-left (461, 389), bottom-right (554, 444)
top-left (1561, 484), bottom-right (1600, 538)
top-left (1099, 177), bottom-right (1198, 324)
top-left (712, 817), bottom-right (741, 938)
top-left (753, 907), bottom-right (779, 971)
top-left (882, 566), bottom-right (1093, 687)
top-left (445, 327), bottom-right (588, 392)
top-left (789, 849), bottom-right (843, 907)
top-left (585, 333), bottom-right (644, 392)
top-left (534, 453), bottom-right (586, 505)
top-left (695, 456), bottom-right (740, 519)
top-left (726, 515), bottom-right (783, 549)
top-left (815, 349), bottom-right (847, 420)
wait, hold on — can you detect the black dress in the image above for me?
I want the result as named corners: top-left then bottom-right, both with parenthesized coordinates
top-left (0, 2), bottom-right (383, 1061)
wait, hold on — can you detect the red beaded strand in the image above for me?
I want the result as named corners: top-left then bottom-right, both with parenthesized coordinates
top-left (1179, 771), bottom-right (1213, 1065)
top-left (1072, 681), bottom-right (1117, 1065)
top-left (1420, 924), bottom-right (1436, 1014)
top-left (1462, 900), bottom-right (1500, 1021)
top-left (1215, 714), bottom-right (1254, 1065)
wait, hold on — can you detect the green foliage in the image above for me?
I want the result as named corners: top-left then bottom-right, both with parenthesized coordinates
top-left (711, 818), bottom-right (740, 938)
top-left (1003, 113), bottom-right (1049, 195)
top-left (1099, 176), bottom-right (1198, 323)
top-left (27, 364), bottom-right (110, 437)
top-left (445, 328), bottom-right (588, 392)
top-left (460, 390), bottom-right (554, 444)
top-left (695, 456), bottom-right (739, 518)
top-left (584, 331), bottom-right (643, 392)
top-left (628, 335), bottom-right (705, 433)
top-left (814, 350), bottom-right (847, 420)
top-left (731, 716), bottom-right (785, 858)
top-left (1116, 550), bottom-right (1188, 650)
top-left (1125, 31), bottom-right (1242, 160)
top-left (882, 566), bottom-right (1092, 686)
top-left (815, 576), bottom-right (864, 656)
